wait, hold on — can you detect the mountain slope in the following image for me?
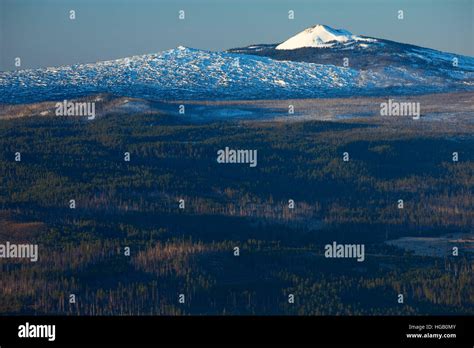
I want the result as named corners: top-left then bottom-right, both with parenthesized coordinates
top-left (0, 47), bottom-right (373, 104)
top-left (229, 25), bottom-right (474, 81)
top-left (1, 25), bottom-right (473, 104)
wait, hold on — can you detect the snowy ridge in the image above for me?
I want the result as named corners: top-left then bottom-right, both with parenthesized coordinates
top-left (0, 47), bottom-right (377, 103)
top-left (1, 32), bottom-right (474, 104)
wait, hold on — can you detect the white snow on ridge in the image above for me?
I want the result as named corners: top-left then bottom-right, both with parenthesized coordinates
top-left (276, 24), bottom-right (376, 50)
top-left (0, 47), bottom-right (370, 103)
top-left (1, 38), bottom-right (473, 104)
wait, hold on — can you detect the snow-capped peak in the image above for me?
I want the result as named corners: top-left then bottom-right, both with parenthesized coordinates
top-left (276, 24), bottom-right (375, 50)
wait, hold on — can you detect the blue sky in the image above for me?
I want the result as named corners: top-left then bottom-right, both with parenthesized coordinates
top-left (1, 0), bottom-right (473, 70)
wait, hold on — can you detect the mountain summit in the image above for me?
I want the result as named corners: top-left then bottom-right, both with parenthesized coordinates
top-left (276, 24), bottom-right (376, 50)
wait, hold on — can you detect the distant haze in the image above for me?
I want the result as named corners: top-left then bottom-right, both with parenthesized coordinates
top-left (1, 0), bottom-right (473, 70)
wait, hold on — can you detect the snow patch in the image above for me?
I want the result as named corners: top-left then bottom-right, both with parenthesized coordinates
top-left (276, 24), bottom-right (376, 50)
top-left (274, 79), bottom-right (287, 87)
